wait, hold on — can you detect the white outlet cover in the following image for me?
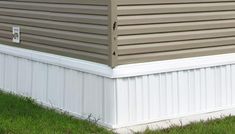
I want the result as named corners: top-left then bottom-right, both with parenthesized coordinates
top-left (12, 26), bottom-right (20, 43)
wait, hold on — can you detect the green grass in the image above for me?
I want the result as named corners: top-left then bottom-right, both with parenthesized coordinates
top-left (139, 116), bottom-right (235, 134)
top-left (0, 91), bottom-right (112, 134)
top-left (1, 91), bottom-right (235, 134)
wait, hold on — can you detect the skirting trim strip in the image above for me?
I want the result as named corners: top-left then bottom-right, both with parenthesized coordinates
top-left (0, 44), bottom-right (113, 78)
top-left (1, 44), bottom-right (235, 78)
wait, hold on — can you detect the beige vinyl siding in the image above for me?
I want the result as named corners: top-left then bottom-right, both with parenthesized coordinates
top-left (2, 0), bottom-right (235, 67)
top-left (116, 0), bottom-right (235, 65)
top-left (0, 0), bottom-right (109, 64)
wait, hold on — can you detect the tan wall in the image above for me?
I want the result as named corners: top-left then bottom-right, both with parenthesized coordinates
top-left (0, 0), bottom-right (110, 65)
top-left (1, 0), bottom-right (235, 67)
top-left (116, 0), bottom-right (235, 65)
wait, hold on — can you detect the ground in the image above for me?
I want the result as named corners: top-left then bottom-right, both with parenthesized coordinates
top-left (0, 91), bottom-right (112, 134)
top-left (139, 116), bottom-right (235, 134)
top-left (0, 91), bottom-right (235, 134)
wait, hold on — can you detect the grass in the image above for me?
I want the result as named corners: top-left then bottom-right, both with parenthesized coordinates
top-left (0, 91), bottom-right (112, 134)
top-left (0, 91), bottom-right (235, 134)
top-left (139, 116), bottom-right (235, 134)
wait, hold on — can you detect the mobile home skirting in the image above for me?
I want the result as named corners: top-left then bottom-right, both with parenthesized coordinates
top-left (1, 0), bottom-right (235, 67)
top-left (1, 44), bottom-right (235, 131)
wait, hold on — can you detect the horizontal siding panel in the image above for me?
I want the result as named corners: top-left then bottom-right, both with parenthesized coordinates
top-left (117, 0), bottom-right (235, 5)
top-left (0, 0), bottom-right (110, 65)
top-left (118, 45), bottom-right (235, 64)
top-left (9, 0), bottom-right (108, 5)
top-left (118, 37), bottom-right (235, 55)
top-left (118, 11), bottom-right (235, 25)
top-left (0, 8), bottom-right (108, 25)
top-left (118, 28), bottom-right (235, 45)
top-left (118, 19), bottom-right (235, 35)
top-left (0, 1), bottom-right (108, 15)
top-left (0, 16), bottom-right (108, 34)
top-left (118, 2), bottom-right (235, 15)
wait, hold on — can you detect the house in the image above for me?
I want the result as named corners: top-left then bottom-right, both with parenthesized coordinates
top-left (0, 0), bottom-right (235, 132)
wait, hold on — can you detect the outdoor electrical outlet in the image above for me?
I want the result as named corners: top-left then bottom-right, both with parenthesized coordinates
top-left (12, 26), bottom-right (20, 43)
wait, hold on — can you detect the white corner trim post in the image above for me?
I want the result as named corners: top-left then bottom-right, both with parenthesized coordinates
top-left (1, 44), bottom-right (235, 131)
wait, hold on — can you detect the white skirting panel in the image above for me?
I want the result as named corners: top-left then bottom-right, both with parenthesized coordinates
top-left (1, 44), bottom-right (235, 131)
top-left (0, 53), bottom-right (117, 128)
top-left (114, 65), bottom-right (235, 128)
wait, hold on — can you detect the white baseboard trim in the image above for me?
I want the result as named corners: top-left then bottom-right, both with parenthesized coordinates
top-left (0, 44), bottom-right (113, 78)
top-left (113, 53), bottom-right (235, 78)
top-left (1, 44), bottom-right (235, 78)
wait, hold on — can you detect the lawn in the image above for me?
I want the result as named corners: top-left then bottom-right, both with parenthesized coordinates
top-left (0, 91), bottom-right (112, 134)
top-left (139, 116), bottom-right (235, 134)
top-left (0, 91), bottom-right (235, 134)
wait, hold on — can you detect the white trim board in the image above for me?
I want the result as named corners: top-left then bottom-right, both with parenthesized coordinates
top-left (1, 44), bottom-right (235, 78)
top-left (0, 44), bottom-right (113, 78)
top-left (113, 53), bottom-right (235, 78)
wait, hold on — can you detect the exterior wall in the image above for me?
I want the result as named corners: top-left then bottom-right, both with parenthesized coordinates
top-left (116, 0), bottom-right (235, 65)
top-left (0, 0), bottom-right (110, 65)
top-left (1, 0), bottom-right (235, 67)
top-left (0, 44), bottom-right (116, 128)
top-left (1, 0), bottom-right (235, 129)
